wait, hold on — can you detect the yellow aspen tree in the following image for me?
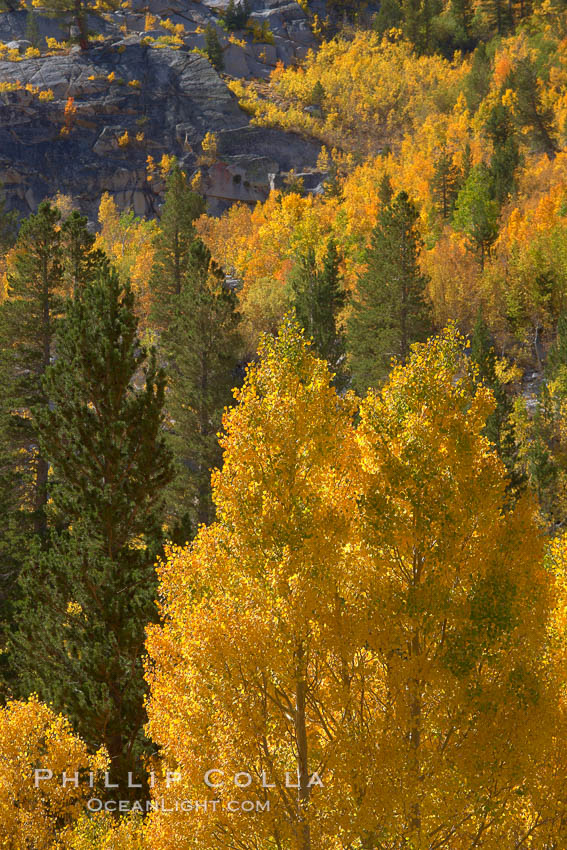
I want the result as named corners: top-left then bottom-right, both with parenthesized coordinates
top-left (94, 193), bottom-right (158, 324)
top-left (62, 813), bottom-right (146, 849)
top-left (145, 318), bottom-right (363, 850)
top-left (353, 328), bottom-right (551, 848)
top-left (0, 697), bottom-right (108, 848)
top-left (518, 532), bottom-right (567, 849)
top-left (145, 323), bottom-right (553, 850)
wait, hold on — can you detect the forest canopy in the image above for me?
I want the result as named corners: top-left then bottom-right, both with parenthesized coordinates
top-left (2, 0), bottom-right (567, 845)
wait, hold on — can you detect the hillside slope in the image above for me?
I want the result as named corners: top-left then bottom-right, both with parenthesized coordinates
top-left (0, 0), bottom-right (325, 217)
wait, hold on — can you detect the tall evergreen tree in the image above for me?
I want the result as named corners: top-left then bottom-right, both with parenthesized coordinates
top-left (373, 0), bottom-right (404, 36)
top-left (347, 191), bottom-right (433, 392)
top-left (453, 163), bottom-right (499, 269)
top-left (378, 173), bottom-right (394, 206)
top-left (162, 237), bottom-right (241, 537)
top-left (431, 150), bottom-right (462, 219)
top-left (469, 309), bottom-right (516, 479)
top-left (34, 0), bottom-right (120, 49)
top-left (450, 0), bottom-right (473, 45)
top-left (0, 185), bottom-right (17, 253)
top-left (547, 313), bottom-right (567, 379)
top-left (290, 238), bottom-right (347, 385)
top-left (11, 262), bottom-right (173, 785)
top-left (0, 203), bottom-right (103, 696)
top-left (464, 44), bottom-right (491, 112)
top-left (205, 24), bottom-right (224, 71)
top-left (224, 0), bottom-right (250, 29)
top-left (483, 0), bottom-right (514, 34)
top-left (150, 164), bottom-right (206, 327)
top-left (60, 210), bottom-right (104, 295)
top-left (0, 201), bottom-right (63, 539)
top-left (485, 103), bottom-right (521, 205)
top-left (505, 58), bottom-right (558, 157)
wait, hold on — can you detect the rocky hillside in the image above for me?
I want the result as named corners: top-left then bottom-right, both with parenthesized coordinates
top-left (0, 0), bottom-right (327, 218)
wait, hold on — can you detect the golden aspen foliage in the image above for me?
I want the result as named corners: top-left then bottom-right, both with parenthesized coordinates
top-left (196, 192), bottom-right (338, 352)
top-left (353, 327), bottom-right (551, 847)
top-left (62, 813), bottom-right (146, 849)
top-left (93, 193), bottom-right (158, 322)
top-left (197, 15), bottom-right (567, 356)
top-left (145, 319), bottom-right (364, 850)
top-left (519, 533), bottom-right (567, 848)
top-left (0, 697), bottom-right (108, 848)
top-left (238, 32), bottom-right (465, 157)
top-left (145, 321), bottom-right (553, 849)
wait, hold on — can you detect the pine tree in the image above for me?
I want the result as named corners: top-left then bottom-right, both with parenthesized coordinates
top-left (373, 0), bottom-right (404, 36)
top-left (450, 0), bottom-right (473, 45)
top-left (205, 24), bottom-right (224, 71)
top-left (453, 163), bottom-right (499, 269)
top-left (162, 237), bottom-right (241, 537)
top-left (431, 150), bottom-right (462, 219)
top-left (505, 57), bottom-right (558, 157)
top-left (378, 173), bottom-right (394, 206)
top-left (60, 210), bottom-right (105, 295)
top-left (290, 238), bottom-right (347, 385)
top-left (469, 309), bottom-right (516, 479)
top-left (464, 44), bottom-right (491, 112)
top-left (25, 9), bottom-right (41, 48)
top-left (224, 0), bottom-right (250, 29)
top-left (547, 314), bottom-right (567, 379)
top-left (485, 103), bottom-right (521, 205)
top-left (37, 0), bottom-right (120, 48)
top-left (402, 0), bottom-right (441, 53)
top-left (0, 203), bottom-right (103, 695)
top-left (311, 80), bottom-right (326, 106)
top-left (483, 0), bottom-right (514, 34)
top-left (347, 191), bottom-right (433, 392)
top-left (150, 163), bottom-right (206, 327)
top-left (11, 262), bottom-right (173, 785)
top-left (0, 201), bottom-right (64, 539)
top-left (0, 185), bottom-right (17, 252)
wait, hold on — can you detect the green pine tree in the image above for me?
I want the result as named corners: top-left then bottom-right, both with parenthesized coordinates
top-left (431, 150), bottom-right (462, 219)
top-left (25, 9), bottom-right (41, 48)
top-left (453, 163), bottom-right (499, 269)
top-left (205, 24), bottom-right (224, 71)
top-left (311, 80), bottom-right (326, 106)
top-left (0, 201), bottom-right (64, 539)
top-left (11, 262), bottom-right (173, 784)
top-left (150, 163), bottom-right (206, 327)
top-left (505, 57), bottom-right (558, 157)
top-left (60, 210), bottom-right (105, 295)
top-left (373, 0), bottom-right (404, 36)
top-left (347, 191), bottom-right (433, 392)
top-left (36, 0), bottom-right (120, 48)
top-left (547, 314), bottom-right (567, 379)
top-left (450, 0), bottom-right (473, 45)
top-left (0, 203), bottom-right (104, 696)
top-left (224, 0), bottom-right (250, 29)
top-left (290, 238), bottom-right (347, 385)
top-left (469, 309), bottom-right (517, 480)
top-left (464, 44), bottom-right (492, 112)
top-left (485, 103), bottom-right (521, 205)
top-left (162, 237), bottom-right (241, 537)
top-left (378, 173), bottom-right (394, 206)
top-left (482, 0), bottom-right (514, 34)
top-left (0, 185), bottom-right (17, 252)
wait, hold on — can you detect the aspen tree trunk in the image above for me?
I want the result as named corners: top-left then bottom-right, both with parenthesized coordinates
top-left (409, 629), bottom-right (422, 844)
top-left (295, 644), bottom-right (311, 850)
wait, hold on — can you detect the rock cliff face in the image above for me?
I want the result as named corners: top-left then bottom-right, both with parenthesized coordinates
top-left (0, 0), bottom-right (325, 219)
